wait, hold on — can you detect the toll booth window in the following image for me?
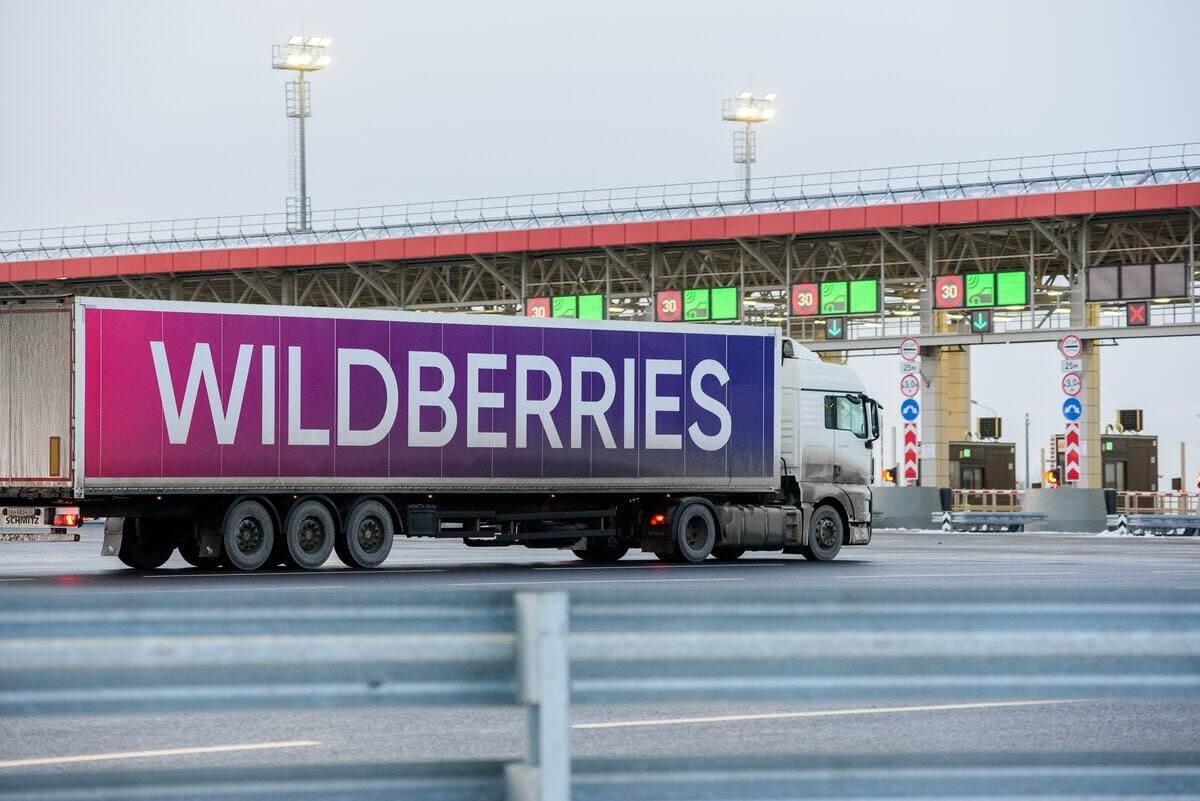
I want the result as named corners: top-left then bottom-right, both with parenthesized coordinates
top-left (824, 395), bottom-right (867, 439)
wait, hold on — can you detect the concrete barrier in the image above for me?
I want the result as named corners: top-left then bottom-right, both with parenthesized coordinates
top-left (872, 486), bottom-right (946, 530)
top-left (1022, 488), bottom-right (1109, 533)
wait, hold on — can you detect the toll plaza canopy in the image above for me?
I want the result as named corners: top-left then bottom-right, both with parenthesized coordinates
top-left (1, 142), bottom-right (1198, 350)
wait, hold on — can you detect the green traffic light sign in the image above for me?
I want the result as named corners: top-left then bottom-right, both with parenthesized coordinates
top-left (969, 309), bottom-right (993, 333)
top-left (825, 317), bottom-right (846, 340)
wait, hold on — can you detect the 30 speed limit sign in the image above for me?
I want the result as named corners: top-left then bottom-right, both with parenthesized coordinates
top-left (1061, 371), bottom-right (1083, 397)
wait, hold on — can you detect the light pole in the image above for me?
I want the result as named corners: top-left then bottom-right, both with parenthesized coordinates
top-left (1024, 412), bottom-right (1031, 490)
top-left (272, 35), bottom-right (332, 232)
top-left (722, 92), bottom-right (776, 203)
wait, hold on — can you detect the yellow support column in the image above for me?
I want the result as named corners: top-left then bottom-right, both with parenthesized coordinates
top-left (818, 351), bottom-right (847, 365)
top-left (918, 345), bottom-right (971, 487)
top-left (1078, 341), bottom-right (1101, 489)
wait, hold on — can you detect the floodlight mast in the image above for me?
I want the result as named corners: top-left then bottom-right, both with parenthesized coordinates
top-left (721, 92), bottom-right (777, 203)
top-left (271, 36), bottom-right (333, 232)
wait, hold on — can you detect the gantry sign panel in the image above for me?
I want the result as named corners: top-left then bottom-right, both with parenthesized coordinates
top-left (789, 279), bottom-right (880, 317)
top-left (525, 294), bottom-right (605, 319)
top-left (1086, 262), bottom-right (1189, 302)
top-left (933, 270), bottom-right (1029, 310)
top-left (656, 287), bottom-right (739, 322)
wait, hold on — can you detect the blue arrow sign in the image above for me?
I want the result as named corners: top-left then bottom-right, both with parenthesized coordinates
top-left (900, 398), bottom-right (920, 421)
top-left (1062, 397), bottom-right (1082, 422)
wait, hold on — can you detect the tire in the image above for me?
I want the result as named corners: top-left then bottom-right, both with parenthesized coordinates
top-left (802, 505), bottom-right (844, 561)
top-left (574, 537), bottom-right (629, 563)
top-left (710, 545), bottom-right (745, 562)
top-left (672, 502), bottom-right (716, 564)
top-left (116, 517), bottom-right (174, 570)
top-left (338, 499), bottom-right (394, 569)
top-left (283, 499), bottom-right (336, 570)
top-left (221, 499), bottom-right (276, 572)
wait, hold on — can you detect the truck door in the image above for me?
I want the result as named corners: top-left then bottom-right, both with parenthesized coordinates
top-left (825, 394), bottom-right (873, 520)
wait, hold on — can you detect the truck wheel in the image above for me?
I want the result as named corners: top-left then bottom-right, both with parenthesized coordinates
top-left (672, 502), bottom-right (716, 564)
top-left (574, 537), bottom-right (629, 563)
top-left (283, 499), bottom-right (336, 570)
top-left (802, 505), bottom-right (843, 561)
top-left (337, 499), bottom-right (394, 569)
top-left (116, 518), bottom-right (174, 570)
top-left (221, 499), bottom-right (275, 571)
top-left (711, 545), bottom-right (745, 562)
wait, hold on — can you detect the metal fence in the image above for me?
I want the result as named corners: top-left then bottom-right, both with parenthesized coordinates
top-left (2, 584), bottom-right (1198, 800)
top-left (1116, 491), bottom-right (1200, 515)
top-left (3, 142), bottom-right (1199, 262)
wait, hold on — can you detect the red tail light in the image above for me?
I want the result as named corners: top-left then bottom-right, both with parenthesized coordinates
top-left (649, 513), bottom-right (668, 526)
top-left (53, 507), bottom-right (81, 527)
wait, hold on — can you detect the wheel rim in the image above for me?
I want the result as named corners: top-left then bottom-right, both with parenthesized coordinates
top-left (814, 516), bottom-right (838, 550)
top-left (298, 516), bottom-right (325, 554)
top-left (357, 516), bottom-right (384, 554)
top-left (236, 517), bottom-right (263, 554)
top-left (683, 514), bottom-right (709, 551)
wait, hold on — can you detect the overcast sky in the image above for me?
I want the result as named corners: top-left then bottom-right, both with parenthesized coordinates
top-left (4, 0), bottom-right (1199, 485)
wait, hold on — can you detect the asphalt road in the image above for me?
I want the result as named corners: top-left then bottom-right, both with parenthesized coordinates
top-left (1, 526), bottom-right (1198, 775)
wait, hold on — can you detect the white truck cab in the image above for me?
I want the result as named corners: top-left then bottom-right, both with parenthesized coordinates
top-left (779, 339), bottom-right (879, 548)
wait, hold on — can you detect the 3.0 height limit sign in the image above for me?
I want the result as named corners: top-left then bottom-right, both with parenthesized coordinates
top-left (898, 338), bottom-right (920, 486)
top-left (1058, 334), bottom-right (1083, 483)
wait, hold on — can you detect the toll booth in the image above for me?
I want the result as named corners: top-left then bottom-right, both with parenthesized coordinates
top-left (1101, 434), bottom-right (1158, 491)
top-left (948, 442), bottom-right (1016, 490)
top-left (1050, 434), bottom-right (1158, 491)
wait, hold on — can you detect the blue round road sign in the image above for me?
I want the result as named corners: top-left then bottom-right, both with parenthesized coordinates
top-left (1062, 397), bottom-right (1082, 422)
top-left (900, 398), bottom-right (920, 421)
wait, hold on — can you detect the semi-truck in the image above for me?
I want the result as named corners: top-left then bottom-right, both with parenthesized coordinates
top-left (0, 296), bottom-right (879, 571)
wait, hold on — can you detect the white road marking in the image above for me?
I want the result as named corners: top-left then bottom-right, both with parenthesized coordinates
top-left (533, 563), bottom-right (784, 571)
top-left (573, 699), bottom-right (1089, 730)
top-left (835, 571), bottom-right (1078, 580)
top-left (0, 739), bottom-right (321, 769)
top-left (0, 578), bottom-right (34, 582)
top-left (451, 577), bottom-right (746, 587)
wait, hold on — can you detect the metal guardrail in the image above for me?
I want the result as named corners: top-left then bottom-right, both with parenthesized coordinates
top-left (2, 585), bottom-right (1199, 799)
top-left (1108, 513), bottom-right (1200, 536)
top-left (3, 142), bottom-right (1198, 262)
top-left (934, 510), bottom-right (1047, 532)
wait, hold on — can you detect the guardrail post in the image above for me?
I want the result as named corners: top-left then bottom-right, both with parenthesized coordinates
top-left (506, 592), bottom-right (570, 801)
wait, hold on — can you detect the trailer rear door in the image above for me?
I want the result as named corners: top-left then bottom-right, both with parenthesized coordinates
top-left (0, 302), bottom-right (73, 492)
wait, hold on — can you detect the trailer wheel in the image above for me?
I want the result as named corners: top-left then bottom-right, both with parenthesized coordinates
top-left (802, 505), bottom-right (843, 561)
top-left (710, 545), bottom-right (745, 562)
top-left (672, 502), bottom-right (716, 564)
top-left (574, 537), bottom-right (629, 563)
top-left (283, 499), bottom-right (336, 570)
top-left (116, 518), bottom-right (174, 571)
top-left (337, 499), bottom-right (394, 569)
top-left (221, 499), bottom-right (275, 571)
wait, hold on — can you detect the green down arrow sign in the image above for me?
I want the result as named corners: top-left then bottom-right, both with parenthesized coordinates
top-left (825, 317), bottom-right (845, 339)
top-left (969, 309), bottom-right (992, 333)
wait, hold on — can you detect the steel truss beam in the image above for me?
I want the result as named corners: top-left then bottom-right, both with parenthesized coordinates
top-left (3, 212), bottom-right (1193, 342)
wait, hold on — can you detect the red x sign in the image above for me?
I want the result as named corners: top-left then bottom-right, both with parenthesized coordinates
top-left (1126, 301), bottom-right (1148, 327)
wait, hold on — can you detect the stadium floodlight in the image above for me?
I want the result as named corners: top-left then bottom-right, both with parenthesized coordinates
top-left (271, 35), bottom-right (333, 232)
top-left (722, 91), bottom-right (777, 203)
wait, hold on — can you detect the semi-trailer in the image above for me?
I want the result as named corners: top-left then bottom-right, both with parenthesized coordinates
top-left (0, 296), bottom-right (880, 570)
